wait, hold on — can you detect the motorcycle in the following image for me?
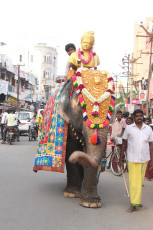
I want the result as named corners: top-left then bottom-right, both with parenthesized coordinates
top-left (7, 127), bottom-right (15, 145)
top-left (29, 124), bottom-right (37, 141)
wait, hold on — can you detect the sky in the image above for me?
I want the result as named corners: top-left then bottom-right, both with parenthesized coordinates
top-left (0, 0), bottom-right (153, 75)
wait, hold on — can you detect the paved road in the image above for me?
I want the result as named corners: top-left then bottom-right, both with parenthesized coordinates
top-left (0, 136), bottom-right (153, 230)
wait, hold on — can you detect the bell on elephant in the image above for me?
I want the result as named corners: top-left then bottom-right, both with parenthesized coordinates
top-left (33, 31), bottom-right (115, 208)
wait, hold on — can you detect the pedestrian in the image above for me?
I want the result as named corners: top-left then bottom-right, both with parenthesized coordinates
top-left (144, 117), bottom-right (151, 126)
top-left (126, 117), bottom-right (133, 125)
top-left (31, 115), bottom-right (38, 136)
top-left (123, 112), bottom-right (129, 124)
top-left (14, 111), bottom-right (20, 141)
top-left (36, 110), bottom-right (43, 137)
top-left (0, 109), bottom-right (8, 140)
top-left (111, 110), bottom-right (126, 146)
top-left (2, 110), bottom-right (16, 144)
top-left (144, 117), bottom-right (153, 181)
top-left (34, 111), bottom-right (37, 118)
top-left (119, 109), bottom-right (153, 213)
top-left (64, 43), bottom-right (77, 81)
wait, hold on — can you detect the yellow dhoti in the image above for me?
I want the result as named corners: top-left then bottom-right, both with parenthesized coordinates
top-left (128, 161), bottom-right (148, 207)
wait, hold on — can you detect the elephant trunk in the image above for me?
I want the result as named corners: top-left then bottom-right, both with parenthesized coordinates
top-left (69, 151), bottom-right (99, 168)
top-left (69, 125), bottom-right (109, 168)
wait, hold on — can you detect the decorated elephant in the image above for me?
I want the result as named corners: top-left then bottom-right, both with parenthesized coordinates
top-left (33, 31), bottom-right (115, 208)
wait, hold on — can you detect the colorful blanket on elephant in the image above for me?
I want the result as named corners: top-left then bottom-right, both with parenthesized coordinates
top-left (33, 83), bottom-right (68, 173)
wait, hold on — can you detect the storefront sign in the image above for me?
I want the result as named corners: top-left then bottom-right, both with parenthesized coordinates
top-left (127, 104), bottom-right (135, 113)
top-left (8, 96), bottom-right (17, 105)
top-left (139, 90), bottom-right (147, 102)
top-left (132, 99), bottom-right (140, 104)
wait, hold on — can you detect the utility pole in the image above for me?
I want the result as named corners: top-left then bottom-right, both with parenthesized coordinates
top-left (129, 54), bottom-right (142, 104)
top-left (122, 54), bottom-right (130, 93)
top-left (136, 24), bottom-right (153, 116)
top-left (122, 54), bottom-right (142, 104)
top-left (14, 64), bottom-right (24, 112)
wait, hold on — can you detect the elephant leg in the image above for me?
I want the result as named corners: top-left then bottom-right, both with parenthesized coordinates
top-left (80, 167), bottom-right (101, 208)
top-left (63, 132), bottom-right (83, 198)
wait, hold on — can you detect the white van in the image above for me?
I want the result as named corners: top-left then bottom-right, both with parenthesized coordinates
top-left (18, 111), bottom-right (34, 135)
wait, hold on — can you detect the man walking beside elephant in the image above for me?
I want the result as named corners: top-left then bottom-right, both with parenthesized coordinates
top-left (119, 109), bottom-right (153, 213)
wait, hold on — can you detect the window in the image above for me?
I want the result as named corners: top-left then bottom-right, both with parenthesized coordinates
top-left (44, 54), bottom-right (52, 63)
top-left (43, 71), bottom-right (51, 78)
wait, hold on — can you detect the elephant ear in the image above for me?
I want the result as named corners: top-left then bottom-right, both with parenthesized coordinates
top-left (57, 80), bottom-right (73, 124)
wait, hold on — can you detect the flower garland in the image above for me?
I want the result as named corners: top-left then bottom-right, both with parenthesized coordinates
top-left (78, 47), bottom-right (93, 64)
top-left (75, 68), bottom-right (114, 116)
top-left (72, 73), bottom-right (115, 129)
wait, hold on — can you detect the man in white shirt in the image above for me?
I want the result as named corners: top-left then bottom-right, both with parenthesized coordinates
top-left (111, 110), bottom-right (126, 145)
top-left (2, 110), bottom-right (15, 144)
top-left (119, 109), bottom-right (153, 213)
top-left (0, 110), bottom-right (8, 140)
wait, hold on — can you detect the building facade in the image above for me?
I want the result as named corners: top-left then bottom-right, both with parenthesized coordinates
top-left (33, 43), bottom-right (57, 101)
top-left (133, 17), bottom-right (153, 82)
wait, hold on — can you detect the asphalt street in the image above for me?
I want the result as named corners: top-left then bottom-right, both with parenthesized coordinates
top-left (0, 136), bottom-right (153, 230)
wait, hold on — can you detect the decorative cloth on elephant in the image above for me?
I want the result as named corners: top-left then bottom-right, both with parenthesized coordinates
top-left (33, 84), bottom-right (68, 173)
top-left (97, 143), bottom-right (107, 178)
top-left (72, 68), bottom-right (115, 144)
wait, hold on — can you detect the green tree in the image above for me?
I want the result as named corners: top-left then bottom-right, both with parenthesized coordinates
top-left (115, 89), bottom-right (130, 111)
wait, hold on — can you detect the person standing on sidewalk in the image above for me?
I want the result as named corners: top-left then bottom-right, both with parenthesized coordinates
top-left (119, 109), bottom-right (153, 213)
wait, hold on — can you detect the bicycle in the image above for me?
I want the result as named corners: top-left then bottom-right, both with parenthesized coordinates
top-left (106, 138), bottom-right (127, 176)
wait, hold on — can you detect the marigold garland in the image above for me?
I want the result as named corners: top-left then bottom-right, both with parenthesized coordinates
top-left (72, 73), bottom-right (115, 129)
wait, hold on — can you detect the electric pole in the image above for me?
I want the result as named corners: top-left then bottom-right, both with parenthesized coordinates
top-left (122, 54), bottom-right (142, 104)
top-left (112, 73), bottom-right (120, 98)
top-left (122, 54), bottom-right (130, 93)
top-left (129, 54), bottom-right (142, 104)
top-left (14, 64), bottom-right (24, 112)
top-left (136, 24), bottom-right (153, 116)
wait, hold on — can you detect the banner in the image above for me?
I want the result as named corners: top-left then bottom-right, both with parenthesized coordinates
top-left (149, 77), bottom-right (153, 100)
top-left (139, 90), bottom-right (147, 102)
top-left (0, 80), bottom-right (8, 95)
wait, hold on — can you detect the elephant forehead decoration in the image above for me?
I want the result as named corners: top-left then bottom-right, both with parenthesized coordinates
top-left (81, 69), bottom-right (111, 123)
top-left (72, 68), bottom-right (115, 129)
